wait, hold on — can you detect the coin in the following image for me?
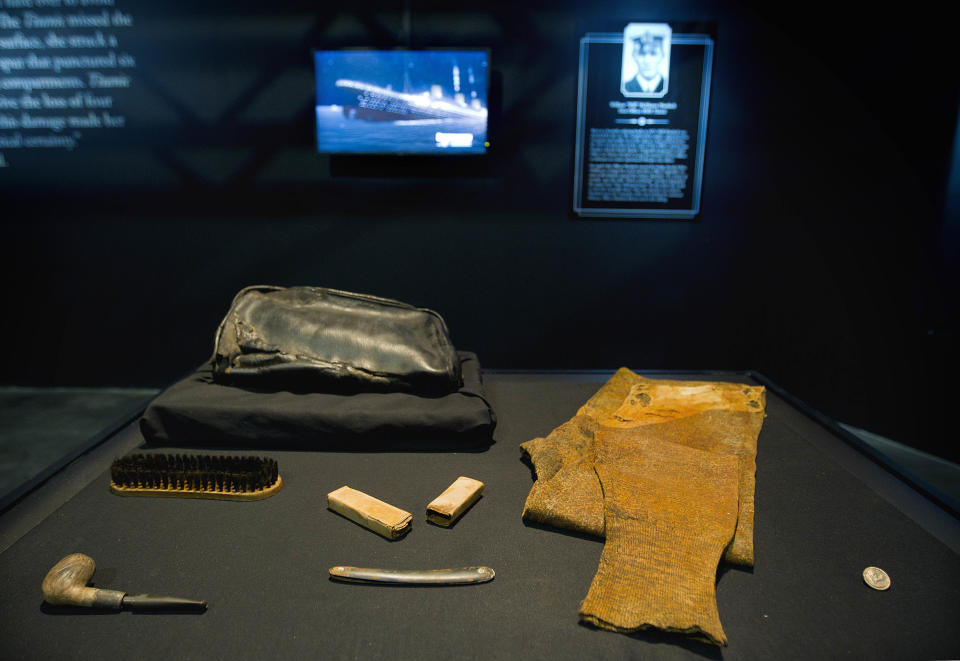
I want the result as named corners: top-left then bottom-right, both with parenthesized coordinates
top-left (862, 566), bottom-right (891, 591)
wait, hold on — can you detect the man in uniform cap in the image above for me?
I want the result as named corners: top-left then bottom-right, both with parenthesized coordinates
top-left (625, 32), bottom-right (666, 94)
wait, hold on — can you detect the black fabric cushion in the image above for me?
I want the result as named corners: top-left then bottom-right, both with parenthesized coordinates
top-left (140, 352), bottom-right (495, 450)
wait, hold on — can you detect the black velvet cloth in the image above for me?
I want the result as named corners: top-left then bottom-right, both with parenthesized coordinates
top-left (0, 374), bottom-right (958, 659)
top-left (140, 352), bottom-right (495, 449)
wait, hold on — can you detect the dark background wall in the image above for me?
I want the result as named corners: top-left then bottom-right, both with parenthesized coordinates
top-left (2, 1), bottom-right (957, 461)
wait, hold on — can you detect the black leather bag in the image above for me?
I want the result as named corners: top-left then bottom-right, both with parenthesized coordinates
top-left (213, 285), bottom-right (462, 394)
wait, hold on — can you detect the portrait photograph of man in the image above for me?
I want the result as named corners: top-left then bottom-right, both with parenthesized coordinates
top-left (621, 23), bottom-right (672, 97)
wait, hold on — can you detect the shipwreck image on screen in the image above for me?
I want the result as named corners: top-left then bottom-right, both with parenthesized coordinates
top-left (314, 50), bottom-right (488, 155)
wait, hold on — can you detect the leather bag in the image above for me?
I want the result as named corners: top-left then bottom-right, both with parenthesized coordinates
top-left (212, 285), bottom-right (462, 394)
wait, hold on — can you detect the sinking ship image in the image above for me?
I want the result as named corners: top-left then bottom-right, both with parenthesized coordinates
top-left (315, 51), bottom-right (489, 153)
top-left (334, 79), bottom-right (487, 122)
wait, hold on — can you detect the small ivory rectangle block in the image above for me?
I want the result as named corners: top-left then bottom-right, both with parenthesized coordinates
top-left (327, 486), bottom-right (412, 540)
top-left (426, 476), bottom-right (484, 527)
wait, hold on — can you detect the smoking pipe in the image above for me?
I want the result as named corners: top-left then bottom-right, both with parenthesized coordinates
top-left (42, 553), bottom-right (207, 611)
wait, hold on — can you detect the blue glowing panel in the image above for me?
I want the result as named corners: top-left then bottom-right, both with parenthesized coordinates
top-left (314, 50), bottom-right (488, 155)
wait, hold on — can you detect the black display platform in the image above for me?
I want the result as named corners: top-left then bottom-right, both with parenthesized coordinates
top-left (140, 352), bottom-right (496, 449)
top-left (1, 372), bottom-right (958, 660)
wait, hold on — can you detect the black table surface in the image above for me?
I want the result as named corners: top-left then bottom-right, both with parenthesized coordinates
top-left (1, 371), bottom-right (958, 660)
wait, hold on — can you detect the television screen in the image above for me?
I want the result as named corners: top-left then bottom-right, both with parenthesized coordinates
top-left (314, 50), bottom-right (489, 155)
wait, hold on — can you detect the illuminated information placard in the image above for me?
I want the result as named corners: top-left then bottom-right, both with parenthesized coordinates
top-left (573, 25), bottom-right (714, 219)
top-left (0, 0), bottom-right (136, 171)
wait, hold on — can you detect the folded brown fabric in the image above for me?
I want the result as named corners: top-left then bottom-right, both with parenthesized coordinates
top-left (601, 381), bottom-right (765, 566)
top-left (518, 414), bottom-right (605, 536)
top-left (578, 431), bottom-right (739, 646)
top-left (574, 367), bottom-right (643, 420)
top-left (520, 369), bottom-right (765, 566)
top-left (519, 368), bottom-right (641, 536)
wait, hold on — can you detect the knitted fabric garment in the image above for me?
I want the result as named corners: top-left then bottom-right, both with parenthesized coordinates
top-left (600, 381), bottom-right (765, 566)
top-left (578, 430), bottom-right (739, 646)
top-left (519, 368), bottom-right (641, 536)
top-left (520, 369), bottom-right (764, 566)
top-left (574, 367), bottom-right (643, 420)
top-left (518, 414), bottom-right (606, 535)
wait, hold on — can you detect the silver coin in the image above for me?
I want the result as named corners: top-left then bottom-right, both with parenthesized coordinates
top-left (862, 566), bottom-right (891, 591)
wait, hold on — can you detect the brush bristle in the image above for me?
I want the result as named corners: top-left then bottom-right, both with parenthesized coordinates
top-left (110, 454), bottom-right (280, 493)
